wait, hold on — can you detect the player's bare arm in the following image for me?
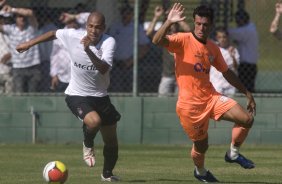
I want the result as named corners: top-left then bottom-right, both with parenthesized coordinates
top-left (270, 2), bottom-right (282, 39)
top-left (152, 3), bottom-right (186, 46)
top-left (222, 69), bottom-right (256, 116)
top-left (81, 36), bottom-right (110, 74)
top-left (16, 30), bottom-right (57, 53)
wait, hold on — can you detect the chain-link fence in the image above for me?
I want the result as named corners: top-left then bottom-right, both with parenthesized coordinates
top-left (0, 0), bottom-right (281, 96)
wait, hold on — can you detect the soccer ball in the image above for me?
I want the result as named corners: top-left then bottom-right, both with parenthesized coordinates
top-left (43, 161), bottom-right (68, 183)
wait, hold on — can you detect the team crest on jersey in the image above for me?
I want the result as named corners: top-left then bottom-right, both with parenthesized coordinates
top-left (208, 55), bottom-right (214, 63)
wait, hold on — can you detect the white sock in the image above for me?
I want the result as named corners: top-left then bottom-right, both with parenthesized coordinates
top-left (195, 166), bottom-right (207, 176)
top-left (228, 144), bottom-right (239, 160)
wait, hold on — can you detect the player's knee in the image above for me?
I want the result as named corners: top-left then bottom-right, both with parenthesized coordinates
top-left (194, 139), bottom-right (209, 153)
top-left (242, 114), bottom-right (254, 129)
top-left (84, 114), bottom-right (101, 129)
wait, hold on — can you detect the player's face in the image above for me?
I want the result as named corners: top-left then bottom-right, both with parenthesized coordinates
top-left (193, 15), bottom-right (212, 41)
top-left (86, 15), bottom-right (105, 44)
top-left (216, 31), bottom-right (228, 48)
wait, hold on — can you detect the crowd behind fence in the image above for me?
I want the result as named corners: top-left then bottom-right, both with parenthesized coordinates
top-left (0, 0), bottom-right (282, 97)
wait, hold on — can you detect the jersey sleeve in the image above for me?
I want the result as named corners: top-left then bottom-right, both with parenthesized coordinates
top-left (165, 33), bottom-right (185, 53)
top-left (211, 44), bottom-right (228, 73)
top-left (101, 36), bottom-right (116, 67)
top-left (55, 29), bottom-right (71, 50)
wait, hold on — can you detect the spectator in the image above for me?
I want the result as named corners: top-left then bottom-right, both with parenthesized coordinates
top-left (0, 14), bottom-right (12, 94)
top-left (210, 27), bottom-right (240, 96)
top-left (0, 4), bottom-right (41, 93)
top-left (50, 20), bottom-right (80, 92)
top-left (228, 9), bottom-right (259, 93)
top-left (37, 8), bottom-right (57, 92)
top-left (146, 5), bottom-right (190, 97)
top-left (270, 1), bottom-right (282, 40)
top-left (107, 4), bottom-right (150, 92)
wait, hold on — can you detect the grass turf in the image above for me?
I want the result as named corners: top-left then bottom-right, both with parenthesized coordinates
top-left (0, 144), bottom-right (281, 184)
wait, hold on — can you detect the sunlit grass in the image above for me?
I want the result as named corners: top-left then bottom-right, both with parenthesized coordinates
top-left (0, 144), bottom-right (281, 184)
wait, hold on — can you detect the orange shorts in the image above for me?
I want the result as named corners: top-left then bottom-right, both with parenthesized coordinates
top-left (176, 94), bottom-right (237, 142)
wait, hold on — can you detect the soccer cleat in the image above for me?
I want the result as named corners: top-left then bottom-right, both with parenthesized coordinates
top-left (83, 142), bottom-right (95, 167)
top-left (194, 169), bottom-right (219, 183)
top-left (225, 152), bottom-right (255, 169)
top-left (101, 174), bottom-right (120, 182)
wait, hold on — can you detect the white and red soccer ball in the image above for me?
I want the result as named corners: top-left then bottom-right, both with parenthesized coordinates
top-left (43, 161), bottom-right (68, 183)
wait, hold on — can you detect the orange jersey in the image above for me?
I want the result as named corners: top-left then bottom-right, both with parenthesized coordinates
top-left (165, 32), bottom-right (228, 109)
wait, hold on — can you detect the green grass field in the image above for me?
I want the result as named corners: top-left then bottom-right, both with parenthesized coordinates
top-left (0, 144), bottom-right (281, 184)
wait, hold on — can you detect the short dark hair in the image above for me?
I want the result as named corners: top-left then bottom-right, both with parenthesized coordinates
top-left (193, 5), bottom-right (214, 23)
top-left (235, 9), bottom-right (250, 23)
top-left (120, 4), bottom-right (133, 15)
top-left (215, 26), bottom-right (229, 35)
top-left (87, 11), bottom-right (105, 25)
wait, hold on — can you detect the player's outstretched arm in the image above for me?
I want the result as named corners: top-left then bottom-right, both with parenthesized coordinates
top-left (152, 3), bottom-right (186, 46)
top-left (16, 30), bottom-right (57, 53)
top-left (222, 69), bottom-right (256, 116)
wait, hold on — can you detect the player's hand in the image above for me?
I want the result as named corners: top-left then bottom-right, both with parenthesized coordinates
top-left (246, 91), bottom-right (256, 116)
top-left (59, 12), bottom-right (76, 24)
top-left (228, 46), bottom-right (236, 58)
top-left (16, 42), bottom-right (31, 53)
top-left (50, 76), bottom-right (59, 91)
top-left (0, 0), bottom-right (6, 7)
top-left (167, 3), bottom-right (186, 23)
top-left (275, 2), bottom-right (282, 14)
top-left (81, 36), bottom-right (92, 51)
top-left (1, 4), bottom-right (11, 12)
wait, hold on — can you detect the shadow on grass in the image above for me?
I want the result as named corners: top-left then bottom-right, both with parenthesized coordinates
top-left (124, 178), bottom-right (193, 183)
top-left (222, 182), bottom-right (280, 184)
top-left (124, 179), bottom-right (280, 184)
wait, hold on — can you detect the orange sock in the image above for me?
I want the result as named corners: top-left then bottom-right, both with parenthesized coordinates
top-left (231, 124), bottom-right (250, 147)
top-left (191, 145), bottom-right (205, 169)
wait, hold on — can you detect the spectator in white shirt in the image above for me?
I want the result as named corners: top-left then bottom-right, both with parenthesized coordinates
top-left (210, 27), bottom-right (240, 96)
top-left (0, 4), bottom-right (41, 93)
top-left (50, 19), bottom-right (80, 92)
top-left (0, 14), bottom-right (12, 94)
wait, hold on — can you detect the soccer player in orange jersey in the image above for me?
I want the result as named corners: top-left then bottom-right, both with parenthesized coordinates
top-left (153, 3), bottom-right (256, 183)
